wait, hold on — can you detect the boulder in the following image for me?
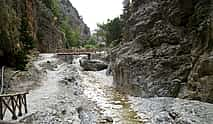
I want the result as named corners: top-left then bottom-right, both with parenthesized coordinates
top-left (80, 59), bottom-right (108, 71)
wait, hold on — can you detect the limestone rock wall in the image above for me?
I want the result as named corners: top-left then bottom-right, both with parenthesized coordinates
top-left (0, 0), bottom-right (90, 54)
top-left (35, 0), bottom-right (65, 52)
top-left (111, 0), bottom-right (213, 103)
top-left (58, 0), bottom-right (90, 43)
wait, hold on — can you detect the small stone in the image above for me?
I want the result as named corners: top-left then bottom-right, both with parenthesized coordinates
top-left (61, 109), bottom-right (66, 115)
top-left (74, 91), bottom-right (78, 95)
top-left (103, 116), bottom-right (113, 123)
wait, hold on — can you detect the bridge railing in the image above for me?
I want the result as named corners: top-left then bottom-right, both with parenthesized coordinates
top-left (1, 66), bottom-right (5, 94)
top-left (0, 66), bottom-right (28, 120)
top-left (0, 92), bottom-right (28, 120)
top-left (56, 48), bottom-right (105, 53)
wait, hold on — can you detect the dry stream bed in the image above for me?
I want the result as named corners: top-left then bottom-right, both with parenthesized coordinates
top-left (7, 54), bottom-right (143, 124)
top-left (4, 54), bottom-right (213, 124)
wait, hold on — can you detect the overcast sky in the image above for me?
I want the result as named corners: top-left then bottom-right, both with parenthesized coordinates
top-left (69, 0), bottom-right (124, 31)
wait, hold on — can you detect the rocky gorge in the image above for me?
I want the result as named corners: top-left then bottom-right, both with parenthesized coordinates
top-left (0, 0), bottom-right (213, 123)
top-left (1, 52), bottom-right (212, 124)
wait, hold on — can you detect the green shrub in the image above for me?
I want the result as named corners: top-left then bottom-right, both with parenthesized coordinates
top-left (43, 0), bottom-right (60, 17)
top-left (60, 17), bottom-right (80, 48)
top-left (19, 16), bottom-right (35, 51)
top-left (14, 50), bottom-right (28, 70)
top-left (0, 2), bottom-right (29, 70)
top-left (96, 17), bottom-right (124, 47)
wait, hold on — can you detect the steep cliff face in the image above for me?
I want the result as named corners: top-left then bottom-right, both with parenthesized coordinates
top-left (35, 0), bottom-right (65, 52)
top-left (58, 0), bottom-right (90, 43)
top-left (0, 0), bottom-right (28, 67)
top-left (0, 0), bottom-right (90, 67)
top-left (111, 0), bottom-right (213, 103)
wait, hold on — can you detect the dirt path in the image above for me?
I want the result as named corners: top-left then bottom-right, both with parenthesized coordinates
top-left (18, 54), bottom-right (99, 124)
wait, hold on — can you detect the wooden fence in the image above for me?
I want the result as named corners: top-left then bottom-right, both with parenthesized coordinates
top-left (56, 48), bottom-right (104, 53)
top-left (0, 92), bottom-right (28, 120)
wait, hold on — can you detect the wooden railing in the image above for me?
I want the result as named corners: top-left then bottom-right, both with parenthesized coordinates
top-left (56, 48), bottom-right (104, 53)
top-left (0, 92), bottom-right (28, 120)
top-left (1, 66), bottom-right (5, 94)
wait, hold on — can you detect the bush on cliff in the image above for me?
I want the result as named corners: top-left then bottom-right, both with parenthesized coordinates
top-left (43, 0), bottom-right (60, 17)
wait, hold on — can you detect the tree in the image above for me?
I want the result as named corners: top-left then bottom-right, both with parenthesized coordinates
top-left (60, 17), bottom-right (80, 48)
top-left (96, 17), bottom-right (124, 47)
top-left (19, 16), bottom-right (34, 51)
top-left (0, 2), bottom-right (28, 70)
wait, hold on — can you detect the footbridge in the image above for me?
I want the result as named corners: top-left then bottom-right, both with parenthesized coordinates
top-left (56, 48), bottom-right (103, 59)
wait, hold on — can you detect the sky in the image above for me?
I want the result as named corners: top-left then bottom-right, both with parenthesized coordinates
top-left (70, 0), bottom-right (124, 31)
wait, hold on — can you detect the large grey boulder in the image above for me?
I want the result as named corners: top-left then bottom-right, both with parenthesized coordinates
top-left (80, 59), bottom-right (108, 71)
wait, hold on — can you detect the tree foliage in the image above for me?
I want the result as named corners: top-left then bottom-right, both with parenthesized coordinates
top-left (96, 17), bottom-right (124, 47)
top-left (42, 0), bottom-right (60, 17)
top-left (83, 36), bottom-right (98, 48)
top-left (60, 17), bottom-right (80, 48)
top-left (19, 16), bottom-right (34, 51)
top-left (0, 1), bottom-right (35, 70)
top-left (0, 2), bottom-right (28, 70)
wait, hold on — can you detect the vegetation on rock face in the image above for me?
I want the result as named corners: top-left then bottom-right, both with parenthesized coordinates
top-left (0, 1), bottom-right (35, 70)
top-left (42, 0), bottom-right (82, 48)
top-left (60, 17), bottom-right (80, 48)
top-left (19, 16), bottom-right (35, 51)
top-left (42, 0), bottom-right (60, 17)
top-left (0, 2), bottom-right (27, 70)
top-left (0, 0), bottom-right (88, 70)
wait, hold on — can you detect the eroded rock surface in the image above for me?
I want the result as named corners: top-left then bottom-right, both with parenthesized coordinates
top-left (129, 97), bottom-right (213, 124)
top-left (111, 0), bottom-right (213, 102)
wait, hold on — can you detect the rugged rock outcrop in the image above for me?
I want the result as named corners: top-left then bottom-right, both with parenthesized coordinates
top-left (7, 0), bottom-right (65, 52)
top-left (35, 0), bottom-right (65, 52)
top-left (111, 0), bottom-right (213, 103)
top-left (80, 59), bottom-right (108, 71)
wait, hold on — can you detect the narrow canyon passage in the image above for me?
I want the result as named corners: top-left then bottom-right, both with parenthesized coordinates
top-left (0, 0), bottom-right (212, 124)
top-left (19, 54), bottom-right (143, 124)
top-left (73, 57), bottom-right (143, 123)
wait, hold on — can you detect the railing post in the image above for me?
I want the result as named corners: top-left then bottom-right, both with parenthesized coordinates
top-left (18, 95), bottom-right (22, 116)
top-left (23, 94), bottom-right (27, 114)
top-left (1, 66), bottom-right (5, 94)
top-left (0, 97), bottom-right (3, 120)
top-left (10, 96), bottom-right (17, 120)
top-left (88, 54), bottom-right (91, 60)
